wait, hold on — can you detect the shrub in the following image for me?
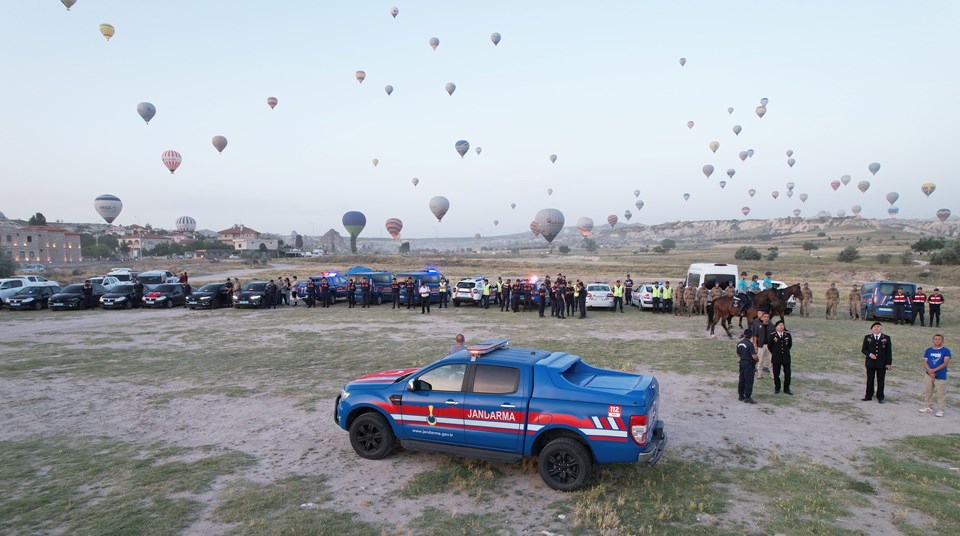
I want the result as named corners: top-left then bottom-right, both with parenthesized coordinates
top-left (876, 253), bottom-right (892, 265)
top-left (911, 237), bottom-right (946, 253)
top-left (802, 242), bottom-right (820, 252)
top-left (817, 232), bottom-right (827, 237)
top-left (0, 255), bottom-right (16, 278)
top-left (558, 245), bottom-right (570, 255)
top-left (837, 246), bottom-right (860, 263)
top-left (900, 251), bottom-right (914, 265)
top-left (766, 249), bottom-right (779, 262)
top-left (735, 246), bottom-right (762, 261)
top-left (929, 239), bottom-right (960, 265)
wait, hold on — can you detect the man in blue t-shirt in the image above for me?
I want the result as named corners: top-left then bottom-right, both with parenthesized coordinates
top-left (919, 334), bottom-right (951, 417)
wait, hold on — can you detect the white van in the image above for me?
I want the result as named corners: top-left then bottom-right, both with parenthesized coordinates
top-left (685, 263), bottom-right (739, 291)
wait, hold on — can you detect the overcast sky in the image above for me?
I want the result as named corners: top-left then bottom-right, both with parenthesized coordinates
top-left (1, 1), bottom-right (956, 238)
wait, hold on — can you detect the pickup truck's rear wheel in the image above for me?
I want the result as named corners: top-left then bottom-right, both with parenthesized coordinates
top-left (349, 413), bottom-right (395, 460)
top-left (538, 438), bottom-right (593, 492)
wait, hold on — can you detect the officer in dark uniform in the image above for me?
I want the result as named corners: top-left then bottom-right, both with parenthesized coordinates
top-left (390, 278), bottom-right (400, 309)
top-left (861, 322), bottom-right (893, 403)
top-left (266, 280), bottom-right (277, 309)
top-left (306, 279), bottom-right (316, 308)
top-left (910, 287), bottom-right (926, 326)
top-left (360, 277), bottom-right (371, 308)
top-left (928, 288), bottom-right (943, 327)
top-left (555, 282), bottom-right (566, 319)
top-left (501, 279), bottom-right (512, 312)
top-left (523, 280), bottom-right (533, 311)
top-left (737, 328), bottom-right (758, 404)
top-left (768, 320), bottom-right (793, 395)
top-left (512, 279), bottom-right (522, 312)
top-left (624, 275), bottom-right (634, 307)
top-left (319, 277), bottom-right (330, 308)
top-left (133, 277), bottom-right (145, 308)
top-left (578, 281), bottom-right (587, 318)
top-left (405, 277), bottom-right (415, 309)
top-left (565, 281), bottom-right (575, 317)
top-left (537, 283), bottom-right (547, 317)
top-left (81, 281), bottom-right (94, 310)
top-left (346, 278), bottom-right (357, 308)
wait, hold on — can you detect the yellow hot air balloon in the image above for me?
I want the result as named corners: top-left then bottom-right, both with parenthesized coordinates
top-left (921, 182), bottom-right (936, 197)
top-left (99, 23), bottom-right (115, 41)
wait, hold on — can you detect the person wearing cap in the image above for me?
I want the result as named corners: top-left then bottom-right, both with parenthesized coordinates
top-left (768, 320), bottom-right (793, 394)
top-left (919, 334), bottom-right (950, 417)
top-left (500, 278), bottom-right (512, 312)
top-left (578, 281), bottom-right (587, 319)
top-left (848, 284), bottom-right (862, 320)
top-left (911, 287), bottom-right (927, 327)
top-left (762, 271), bottom-right (773, 292)
top-left (481, 278), bottom-right (492, 309)
top-left (861, 322), bottom-right (893, 403)
top-left (651, 282), bottom-right (662, 314)
top-left (565, 280), bottom-right (576, 317)
top-left (624, 275), bottom-right (634, 307)
top-left (928, 288), bottom-right (943, 328)
top-left (390, 277), bottom-right (400, 309)
top-left (825, 283), bottom-right (840, 320)
top-left (612, 280), bottom-right (625, 313)
top-left (737, 328), bottom-right (759, 404)
top-left (800, 282), bottom-right (813, 318)
top-left (662, 281), bottom-right (674, 314)
top-left (735, 272), bottom-right (750, 316)
top-left (538, 282), bottom-right (548, 318)
top-left (892, 287), bottom-right (908, 325)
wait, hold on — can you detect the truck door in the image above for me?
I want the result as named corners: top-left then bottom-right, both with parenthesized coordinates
top-left (401, 363), bottom-right (466, 444)
top-left (462, 364), bottom-right (528, 452)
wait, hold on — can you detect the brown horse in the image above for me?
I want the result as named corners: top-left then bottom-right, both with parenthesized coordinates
top-left (707, 295), bottom-right (739, 338)
top-left (707, 284), bottom-right (803, 338)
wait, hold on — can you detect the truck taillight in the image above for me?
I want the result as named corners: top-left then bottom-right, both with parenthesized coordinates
top-left (630, 415), bottom-right (649, 446)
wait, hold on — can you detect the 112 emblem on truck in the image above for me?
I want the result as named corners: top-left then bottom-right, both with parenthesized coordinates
top-left (335, 339), bottom-right (666, 491)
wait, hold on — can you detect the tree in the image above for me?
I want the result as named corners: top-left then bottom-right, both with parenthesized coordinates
top-left (876, 253), bottom-right (892, 265)
top-left (558, 245), bottom-right (570, 255)
top-left (765, 248), bottom-right (779, 262)
top-left (660, 239), bottom-right (677, 252)
top-left (929, 239), bottom-right (960, 265)
top-left (0, 253), bottom-right (16, 277)
top-left (802, 242), bottom-right (819, 252)
top-left (398, 241), bottom-right (410, 254)
top-left (582, 238), bottom-right (598, 253)
top-left (837, 246), bottom-right (860, 263)
top-left (295, 234), bottom-right (304, 249)
top-left (911, 237), bottom-right (946, 253)
top-left (28, 213), bottom-right (47, 226)
top-left (735, 246), bottom-right (762, 260)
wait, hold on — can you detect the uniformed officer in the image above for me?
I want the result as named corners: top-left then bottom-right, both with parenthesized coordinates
top-left (495, 277), bottom-right (503, 306)
top-left (319, 277), bottom-right (331, 308)
top-left (537, 283), bottom-right (547, 318)
top-left (683, 283), bottom-right (696, 317)
top-left (724, 283), bottom-right (736, 299)
top-left (523, 279), bottom-right (533, 311)
top-left (481, 278), bottom-right (492, 309)
top-left (578, 282), bottom-right (587, 319)
top-left (624, 275), bottom-right (634, 306)
top-left (861, 322), bottom-right (893, 403)
top-left (661, 281), bottom-right (673, 314)
top-left (405, 277), bottom-right (416, 309)
top-left (768, 320), bottom-right (793, 395)
top-left (737, 328), bottom-right (759, 404)
top-left (361, 277), bottom-right (372, 308)
top-left (133, 277), bottom-right (145, 308)
top-left (306, 279), bottom-right (316, 308)
top-left (674, 282), bottom-right (685, 316)
top-left (555, 282), bottom-right (566, 319)
top-left (266, 280), bottom-right (277, 309)
top-left (512, 279), bottom-right (522, 312)
top-left (696, 283), bottom-right (707, 316)
top-left (825, 282), bottom-right (840, 320)
top-left (438, 277), bottom-right (449, 308)
top-left (707, 284), bottom-right (720, 320)
top-left (612, 280), bottom-right (625, 313)
top-left (346, 278), bottom-right (357, 308)
top-left (501, 279), bottom-right (512, 312)
top-left (419, 282), bottom-right (431, 314)
top-left (81, 280), bottom-right (94, 310)
top-left (390, 278), bottom-right (400, 309)
top-left (848, 284), bottom-right (862, 320)
top-left (911, 287), bottom-right (927, 326)
top-left (800, 283), bottom-right (813, 317)
top-left (928, 288), bottom-right (943, 327)
top-left (652, 282), bottom-right (662, 313)
top-left (892, 287), bottom-right (908, 325)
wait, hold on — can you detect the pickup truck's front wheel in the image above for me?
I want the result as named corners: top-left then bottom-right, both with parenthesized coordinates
top-left (538, 438), bottom-right (593, 492)
top-left (349, 413), bottom-right (395, 460)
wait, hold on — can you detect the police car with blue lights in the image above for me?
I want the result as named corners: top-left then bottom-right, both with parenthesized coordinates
top-left (396, 269), bottom-right (446, 304)
top-left (334, 339), bottom-right (666, 491)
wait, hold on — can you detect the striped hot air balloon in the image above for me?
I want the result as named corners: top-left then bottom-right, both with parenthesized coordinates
top-left (161, 150), bottom-right (182, 174)
top-left (94, 194), bottom-right (122, 224)
top-left (342, 211), bottom-right (366, 253)
top-left (385, 218), bottom-right (403, 239)
top-left (607, 215), bottom-right (618, 228)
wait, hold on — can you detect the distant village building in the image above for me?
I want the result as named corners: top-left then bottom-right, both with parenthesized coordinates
top-left (217, 225), bottom-right (276, 251)
top-left (118, 234), bottom-right (173, 256)
top-left (235, 239), bottom-right (279, 252)
top-left (0, 223), bottom-right (83, 264)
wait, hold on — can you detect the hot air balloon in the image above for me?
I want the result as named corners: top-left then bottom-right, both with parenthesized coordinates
top-left (739, 151), bottom-right (748, 161)
top-left (709, 141), bottom-right (719, 154)
top-left (355, 71), bottom-right (366, 84)
top-left (384, 85), bottom-right (394, 96)
top-left (755, 105), bottom-right (767, 118)
top-left (547, 188), bottom-right (553, 196)
top-left (530, 221), bottom-right (540, 237)
top-left (491, 32), bottom-right (501, 46)
top-left (719, 181), bottom-right (727, 189)
top-left (94, 194), bottom-right (122, 224)
top-left (771, 191), bottom-right (780, 199)
top-left (760, 98), bottom-right (769, 106)
top-left (687, 121), bottom-right (694, 129)
top-left (455, 140), bottom-right (469, 158)
top-left (549, 154), bottom-right (558, 164)
top-left (624, 210), bottom-right (632, 221)
top-left (445, 82), bottom-right (456, 96)
top-left (267, 97), bottom-right (278, 109)
top-left (786, 149), bottom-right (794, 157)
top-left (172, 216), bottom-right (196, 233)
top-left (921, 183), bottom-right (936, 197)
top-left (385, 218), bottom-right (403, 239)
top-left (830, 181), bottom-right (841, 191)
top-left (99, 23), bottom-right (115, 41)
top-left (161, 150), bottom-right (181, 174)
top-left (857, 180), bottom-right (871, 193)
top-left (576, 217), bottom-right (593, 237)
top-left (62, 0), bottom-right (76, 10)
top-left (633, 189), bottom-right (641, 198)
top-left (429, 37), bottom-right (440, 50)
top-left (535, 209), bottom-right (565, 243)
top-left (342, 211), bottom-right (366, 253)
top-left (851, 205), bottom-right (862, 216)
top-left (411, 177), bottom-right (419, 186)
top-left (793, 209), bottom-right (801, 217)
top-left (429, 196), bottom-right (450, 221)
top-left (733, 125), bottom-right (742, 136)
top-left (786, 182), bottom-right (795, 191)
top-left (607, 215), bottom-right (618, 228)
top-left (840, 174), bottom-right (851, 186)
top-left (475, 147), bottom-right (482, 155)
top-left (510, 203), bottom-right (516, 210)
top-left (493, 219), bottom-right (499, 226)
top-left (372, 158), bottom-right (379, 167)
top-left (212, 135), bottom-right (228, 154)
top-left (475, 233), bottom-right (481, 240)
top-left (741, 207), bottom-right (750, 216)
top-left (886, 192), bottom-right (899, 205)
top-left (702, 164), bottom-right (714, 179)
top-left (748, 189), bottom-right (756, 198)
top-left (727, 107), bottom-right (734, 114)
top-left (726, 168), bottom-right (735, 179)
top-left (887, 207), bottom-right (899, 218)
top-left (837, 209), bottom-right (846, 218)
top-left (786, 191), bottom-right (794, 198)
top-left (679, 57), bottom-right (686, 67)
top-left (682, 193), bottom-right (690, 201)
top-left (635, 200), bottom-right (644, 210)
top-left (799, 193), bottom-right (808, 203)
top-left (787, 158), bottom-right (796, 168)
top-left (390, 7), bottom-right (399, 18)
top-left (137, 102), bottom-right (156, 125)
top-left (747, 149), bottom-right (755, 158)
top-left (868, 162), bottom-right (881, 175)
top-left (937, 209), bottom-right (951, 222)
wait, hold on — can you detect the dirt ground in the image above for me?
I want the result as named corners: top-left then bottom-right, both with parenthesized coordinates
top-left (1, 301), bottom-right (958, 534)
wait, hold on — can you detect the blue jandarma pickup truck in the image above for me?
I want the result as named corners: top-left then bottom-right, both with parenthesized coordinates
top-left (335, 339), bottom-right (666, 491)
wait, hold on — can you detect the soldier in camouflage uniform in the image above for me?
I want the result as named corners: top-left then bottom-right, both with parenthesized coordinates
top-left (674, 282), bottom-right (685, 316)
top-left (683, 283), bottom-right (696, 316)
top-left (825, 282), bottom-right (840, 320)
top-left (724, 284), bottom-right (736, 299)
top-left (800, 282), bottom-right (813, 318)
top-left (848, 284), bottom-right (862, 320)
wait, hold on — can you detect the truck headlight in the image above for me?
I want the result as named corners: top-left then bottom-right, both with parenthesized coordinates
top-left (340, 389), bottom-right (349, 400)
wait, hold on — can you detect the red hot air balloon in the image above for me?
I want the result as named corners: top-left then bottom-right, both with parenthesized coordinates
top-left (161, 150), bottom-right (182, 174)
top-left (830, 181), bottom-right (841, 191)
top-left (385, 218), bottom-right (403, 239)
top-left (607, 215), bottom-right (618, 228)
top-left (267, 97), bottom-right (278, 109)
top-left (529, 221), bottom-right (540, 237)
top-left (936, 209), bottom-right (951, 222)
top-left (741, 206), bottom-right (751, 216)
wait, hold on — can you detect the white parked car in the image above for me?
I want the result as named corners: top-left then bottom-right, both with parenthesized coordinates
top-left (2, 276), bottom-right (61, 304)
top-left (453, 277), bottom-right (487, 307)
top-left (138, 270), bottom-right (178, 291)
top-left (107, 268), bottom-right (139, 282)
top-left (85, 276), bottom-right (122, 292)
top-left (585, 282), bottom-right (615, 309)
top-left (12, 275), bottom-right (59, 287)
top-left (630, 283), bottom-right (656, 310)
top-left (770, 280), bottom-right (798, 315)
top-left (21, 263), bottom-right (45, 273)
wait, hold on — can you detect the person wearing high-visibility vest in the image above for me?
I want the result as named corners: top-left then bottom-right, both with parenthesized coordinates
top-left (652, 283), bottom-right (662, 313)
top-left (612, 280), bottom-right (625, 313)
top-left (481, 279), bottom-right (492, 309)
top-left (438, 279), bottom-right (448, 309)
top-left (662, 281), bottom-right (674, 314)
top-left (495, 277), bottom-right (503, 307)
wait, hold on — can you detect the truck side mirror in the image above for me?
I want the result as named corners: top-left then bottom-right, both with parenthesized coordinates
top-left (407, 379), bottom-right (418, 392)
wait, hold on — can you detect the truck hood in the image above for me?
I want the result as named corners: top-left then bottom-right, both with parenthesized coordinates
top-left (346, 368), bottom-right (420, 390)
